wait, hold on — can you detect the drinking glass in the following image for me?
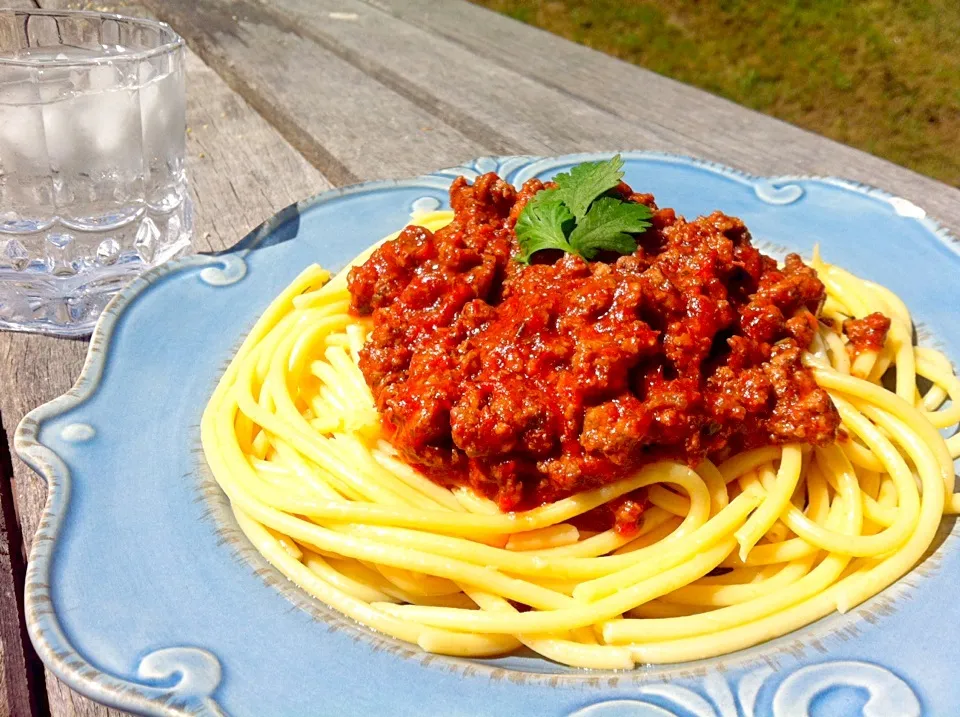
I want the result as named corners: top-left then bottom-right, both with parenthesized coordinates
top-left (0, 9), bottom-right (191, 336)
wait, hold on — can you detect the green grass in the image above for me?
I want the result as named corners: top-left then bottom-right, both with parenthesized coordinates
top-left (470, 0), bottom-right (960, 187)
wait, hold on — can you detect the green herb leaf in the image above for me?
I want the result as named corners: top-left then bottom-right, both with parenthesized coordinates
top-left (553, 154), bottom-right (625, 221)
top-left (514, 189), bottom-right (575, 264)
top-left (568, 197), bottom-right (652, 259)
top-left (513, 157), bottom-right (650, 263)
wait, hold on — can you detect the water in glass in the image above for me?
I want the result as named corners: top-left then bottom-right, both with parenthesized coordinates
top-left (0, 10), bottom-right (191, 335)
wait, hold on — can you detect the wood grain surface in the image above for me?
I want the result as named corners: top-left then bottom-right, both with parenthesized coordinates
top-left (0, 0), bottom-right (957, 715)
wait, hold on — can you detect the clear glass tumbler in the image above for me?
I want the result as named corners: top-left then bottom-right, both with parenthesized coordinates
top-left (0, 9), bottom-right (191, 336)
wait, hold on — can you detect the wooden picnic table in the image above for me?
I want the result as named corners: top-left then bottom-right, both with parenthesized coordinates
top-left (1, 0), bottom-right (958, 714)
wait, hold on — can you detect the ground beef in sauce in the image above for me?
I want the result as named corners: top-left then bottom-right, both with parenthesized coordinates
top-left (347, 172), bottom-right (841, 531)
top-left (843, 312), bottom-right (891, 356)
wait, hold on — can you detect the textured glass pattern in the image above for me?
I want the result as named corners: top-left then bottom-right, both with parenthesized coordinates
top-left (0, 9), bottom-right (191, 335)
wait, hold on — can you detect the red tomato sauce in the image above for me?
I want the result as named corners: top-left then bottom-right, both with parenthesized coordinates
top-left (348, 173), bottom-right (840, 531)
top-left (843, 312), bottom-right (891, 356)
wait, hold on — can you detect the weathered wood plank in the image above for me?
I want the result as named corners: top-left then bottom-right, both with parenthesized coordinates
top-left (0, 41), bottom-right (329, 716)
top-left (252, 0), bottom-right (732, 157)
top-left (136, 0), bottom-right (503, 181)
top-left (352, 0), bottom-right (960, 231)
top-left (147, 0), bottom-right (721, 176)
top-left (0, 423), bottom-right (43, 717)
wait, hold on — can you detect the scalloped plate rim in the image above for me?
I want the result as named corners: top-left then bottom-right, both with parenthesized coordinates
top-left (14, 150), bottom-right (959, 716)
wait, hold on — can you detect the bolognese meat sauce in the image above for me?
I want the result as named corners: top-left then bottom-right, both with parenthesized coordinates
top-left (843, 312), bottom-right (891, 357)
top-left (347, 173), bottom-right (840, 529)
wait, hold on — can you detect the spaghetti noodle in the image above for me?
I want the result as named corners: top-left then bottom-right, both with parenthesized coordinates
top-left (201, 206), bottom-right (960, 669)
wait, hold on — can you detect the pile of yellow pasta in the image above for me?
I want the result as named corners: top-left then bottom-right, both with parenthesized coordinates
top-left (201, 211), bottom-right (960, 669)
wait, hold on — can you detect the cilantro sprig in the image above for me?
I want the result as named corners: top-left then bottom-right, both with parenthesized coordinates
top-left (515, 155), bottom-right (652, 264)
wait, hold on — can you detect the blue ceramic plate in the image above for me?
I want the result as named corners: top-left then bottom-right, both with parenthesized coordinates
top-left (17, 153), bottom-right (960, 717)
